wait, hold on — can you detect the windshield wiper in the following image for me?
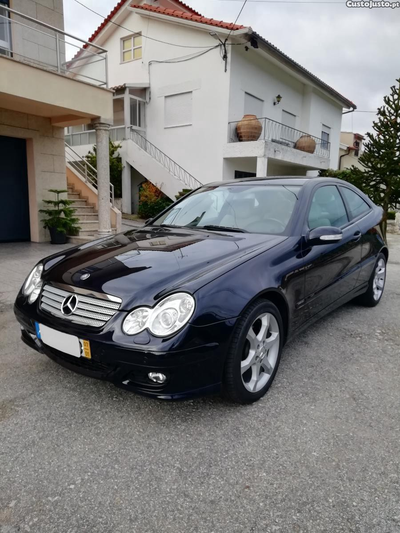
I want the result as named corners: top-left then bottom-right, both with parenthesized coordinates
top-left (199, 225), bottom-right (247, 233)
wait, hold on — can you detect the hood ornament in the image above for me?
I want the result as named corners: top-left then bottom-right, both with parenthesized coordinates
top-left (80, 273), bottom-right (90, 281)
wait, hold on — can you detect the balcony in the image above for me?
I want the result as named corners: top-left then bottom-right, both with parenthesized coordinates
top-left (225, 116), bottom-right (331, 171)
top-left (0, 5), bottom-right (107, 87)
top-left (0, 6), bottom-right (112, 128)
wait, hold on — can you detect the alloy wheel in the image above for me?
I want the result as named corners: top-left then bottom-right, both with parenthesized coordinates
top-left (241, 312), bottom-right (280, 393)
top-left (372, 258), bottom-right (386, 301)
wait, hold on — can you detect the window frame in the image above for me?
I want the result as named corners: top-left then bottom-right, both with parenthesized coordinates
top-left (306, 184), bottom-right (349, 231)
top-left (339, 185), bottom-right (372, 223)
top-left (164, 91), bottom-right (193, 129)
top-left (120, 33), bottom-right (142, 63)
top-left (321, 124), bottom-right (331, 150)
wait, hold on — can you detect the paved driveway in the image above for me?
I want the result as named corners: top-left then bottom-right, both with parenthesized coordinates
top-left (1, 237), bottom-right (399, 533)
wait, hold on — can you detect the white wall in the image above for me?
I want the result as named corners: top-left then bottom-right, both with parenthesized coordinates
top-left (98, 11), bottom-right (231, 185)
top-left (228, 46), bottom-right (343, 169)
top-left (77, 8), bottom-right (345, 186)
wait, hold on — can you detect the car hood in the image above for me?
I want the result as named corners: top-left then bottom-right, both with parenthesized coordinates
top-left (43, 227), bottom-right (286, 309)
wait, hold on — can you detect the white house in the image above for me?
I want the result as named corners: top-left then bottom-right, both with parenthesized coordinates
top-left (339, 132), bottom-right (365, 171)
top-left (66, 0), bottom-right (356, 214)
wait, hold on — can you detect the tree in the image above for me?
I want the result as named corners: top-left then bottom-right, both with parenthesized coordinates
top-left (321, 79), bottom-right (400, 237)
top-left (85, 140), bottom-right (123, 198)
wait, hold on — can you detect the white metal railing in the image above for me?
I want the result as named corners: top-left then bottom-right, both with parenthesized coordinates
top-left (0, 6), bottom-right (108, 87)
top-left (64, 127), bottom-right (202, 192)
top-left (65, 126), bottom-right (127, 146)
top-left (65, 143), bottom-right (114, 206)
top-left (130, 130), bottom-right (202, 190)
top-left (228, 116), bottom-right (331, 159)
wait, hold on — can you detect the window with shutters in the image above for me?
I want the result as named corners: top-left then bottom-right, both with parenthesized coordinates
top-left (244, 93), bottom-right (263, 118)
top-left (121, 34), bottom-right (142, 63)
top-left (164, 92), bottom-right (193, 128)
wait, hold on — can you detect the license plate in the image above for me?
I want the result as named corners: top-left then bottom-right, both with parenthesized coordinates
top-left (35, 323), bottom-right (91, 359)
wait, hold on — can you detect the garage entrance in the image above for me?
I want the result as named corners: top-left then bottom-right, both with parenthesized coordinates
top-left (0, 135), bottom-right (30, 242)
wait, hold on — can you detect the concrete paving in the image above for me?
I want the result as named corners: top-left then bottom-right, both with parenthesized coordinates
top-left (0, 236), bottom-right (399, 533)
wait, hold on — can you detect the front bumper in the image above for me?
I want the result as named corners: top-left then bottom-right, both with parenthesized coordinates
top-left (14, 300), bottom-right (236, 400)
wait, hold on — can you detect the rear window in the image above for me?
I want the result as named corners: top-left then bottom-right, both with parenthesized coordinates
top-left (340, 187), bottom-right (371, 220)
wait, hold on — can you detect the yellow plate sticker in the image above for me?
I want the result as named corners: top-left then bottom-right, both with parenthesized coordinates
top-left (82, 339), bottom-right (91, 359)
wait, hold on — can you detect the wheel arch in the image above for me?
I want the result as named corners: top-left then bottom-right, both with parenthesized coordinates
top-left (380, 246), bottom-right (389, 262)
top-left (245, 289), bottom-right (290, 344)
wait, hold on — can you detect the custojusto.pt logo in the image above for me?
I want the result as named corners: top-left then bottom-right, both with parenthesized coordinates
top-left (346, 0), bottom-right (400, 7)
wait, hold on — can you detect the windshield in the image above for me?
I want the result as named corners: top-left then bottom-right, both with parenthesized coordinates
top-left (153, 184), bottom-right (301, 234)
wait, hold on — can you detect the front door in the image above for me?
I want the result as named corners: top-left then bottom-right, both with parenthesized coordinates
top-left (0, 136), bottom-right (30, 242)
top-left (302, 184), bottom-right (362, 320)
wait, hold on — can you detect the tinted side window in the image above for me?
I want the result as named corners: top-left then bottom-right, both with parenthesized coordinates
top-left (341, 187), bottom-right (371, 220)
top-left (308, 185), bottom-right (348, 230)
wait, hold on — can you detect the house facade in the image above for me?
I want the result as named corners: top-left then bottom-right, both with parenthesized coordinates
top-left (67, 0), bottom-right (356, 214)
top-left (0, 0), bottom-right (114, 242)
top-left (339, 132), bottom-right (365, 171)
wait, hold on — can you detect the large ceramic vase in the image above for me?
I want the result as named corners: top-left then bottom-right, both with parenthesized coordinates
top-left (295, 135), bottom-right (316, 154)
top-left (236, 115), bottom-right (262, 142)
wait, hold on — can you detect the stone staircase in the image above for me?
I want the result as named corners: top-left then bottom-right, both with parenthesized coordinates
top-left (67, 183), bottom-right (99, 239)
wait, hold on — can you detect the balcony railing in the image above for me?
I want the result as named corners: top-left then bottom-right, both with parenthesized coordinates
top-left (65, 126), bottom-right (128, 146)
top-left (0, 6), bottom-right (108, 87)
top-left (228, 117), bottom-right (330, 158)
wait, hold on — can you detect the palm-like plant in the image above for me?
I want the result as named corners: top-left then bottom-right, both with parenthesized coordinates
top-left (39, 189), bottom-right (80, 237)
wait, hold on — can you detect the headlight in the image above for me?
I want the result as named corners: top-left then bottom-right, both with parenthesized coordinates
top-left (122, 293), bottom-right (195, 337)
top-left (22, 263), bottom-right (43, 304)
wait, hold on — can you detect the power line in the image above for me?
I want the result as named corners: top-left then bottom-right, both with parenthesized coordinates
top-left (227, 0), bottom-right (249, 40)
top-left (72, 0), bottom-right (217, 49)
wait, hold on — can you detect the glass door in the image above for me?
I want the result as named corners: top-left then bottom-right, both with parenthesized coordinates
top-left (0, 3), bottom-right (11, 55)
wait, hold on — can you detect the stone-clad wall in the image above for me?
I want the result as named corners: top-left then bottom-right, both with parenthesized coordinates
top-left (0, 109), bottom-right (66, 242)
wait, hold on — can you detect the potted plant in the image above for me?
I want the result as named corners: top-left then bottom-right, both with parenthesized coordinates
top-left (39, 189), bottom-right (80, 244)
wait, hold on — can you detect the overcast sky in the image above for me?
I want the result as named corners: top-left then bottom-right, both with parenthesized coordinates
top-left (64, 0), bottom-right (400, 136)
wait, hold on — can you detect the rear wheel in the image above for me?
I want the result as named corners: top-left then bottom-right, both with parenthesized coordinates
top-left (223, 300), bottom-right (283, 404)
top-left (358, 253), bottom-right (387, 307)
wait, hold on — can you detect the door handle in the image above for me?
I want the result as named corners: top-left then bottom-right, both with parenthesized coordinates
top-left (351, 231), bottom-right (362, 242)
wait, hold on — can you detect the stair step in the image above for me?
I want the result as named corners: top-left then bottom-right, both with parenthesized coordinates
top-left (77, 214), bottom-right (99, 222)
top-left (74, 208), bottom-right (96, 215)
top-left (68, 193), bottom-right (81, 199)
top-left (78, 222), bottom-right (99, 231)
top-left (69, 199), bottom-right (88, 207)
top-left (78, 230), bottom-right (98, 237)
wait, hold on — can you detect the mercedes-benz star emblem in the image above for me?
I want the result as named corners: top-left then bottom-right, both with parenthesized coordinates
top-left (80, 273), bottom-right (90, 281)
top-left (61, 295), bottom-right (79, 316)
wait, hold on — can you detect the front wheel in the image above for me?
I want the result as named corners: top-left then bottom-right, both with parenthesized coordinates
top-left (223, 300), bottom-right (283, 404)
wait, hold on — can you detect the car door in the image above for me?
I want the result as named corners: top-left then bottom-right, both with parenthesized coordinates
top-left (339, 185), bottom-right (376, 287)
top-left (301, 184), bottom-right (363, 321)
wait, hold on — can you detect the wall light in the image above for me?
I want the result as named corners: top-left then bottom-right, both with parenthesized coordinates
top-left (273, 94), bottom-right (282, 106)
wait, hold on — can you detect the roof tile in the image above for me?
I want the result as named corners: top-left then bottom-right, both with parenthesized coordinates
top-left (131, 4), bottom-right (245, 30)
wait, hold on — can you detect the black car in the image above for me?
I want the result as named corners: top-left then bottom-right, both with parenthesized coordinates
top-left (14, 177), bottom-right (388, 403)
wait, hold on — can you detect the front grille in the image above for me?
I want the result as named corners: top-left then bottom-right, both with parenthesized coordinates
top-left (40, 284), bottom-right (122, 328)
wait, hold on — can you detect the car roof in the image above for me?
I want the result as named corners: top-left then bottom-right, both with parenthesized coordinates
top-left (204, 176), bottom-right (349, 188)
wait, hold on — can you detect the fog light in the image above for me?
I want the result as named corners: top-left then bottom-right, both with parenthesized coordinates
top-left (148, 372), bottom-right (166, 384)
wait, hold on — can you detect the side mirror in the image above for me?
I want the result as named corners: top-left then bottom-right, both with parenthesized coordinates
top-left (307, 226), bottom-right (343, 246)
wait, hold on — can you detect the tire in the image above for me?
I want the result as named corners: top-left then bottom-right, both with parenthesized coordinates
top-left (357, 252), bottom-right (387, 307)
top-left (223, 300), bottom-right (284, 404)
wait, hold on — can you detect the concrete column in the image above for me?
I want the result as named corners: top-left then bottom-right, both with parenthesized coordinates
top-left (93, 121), bottom-right (112, 237)
top-left (256, 157), bottom-right (268, 177)
top-left (122, 159), bottom-right (132, 214)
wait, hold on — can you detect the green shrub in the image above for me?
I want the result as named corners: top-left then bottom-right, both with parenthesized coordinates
top-left (388, 211), bottom-right (396, 220)
top-left (138, 181), bottom-right (172, 219)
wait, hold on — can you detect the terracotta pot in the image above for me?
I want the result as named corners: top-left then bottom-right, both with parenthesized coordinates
top-left (236, 115), bottom-right (262, 142)
top-left (295, 135), bottom-right (316, 154)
